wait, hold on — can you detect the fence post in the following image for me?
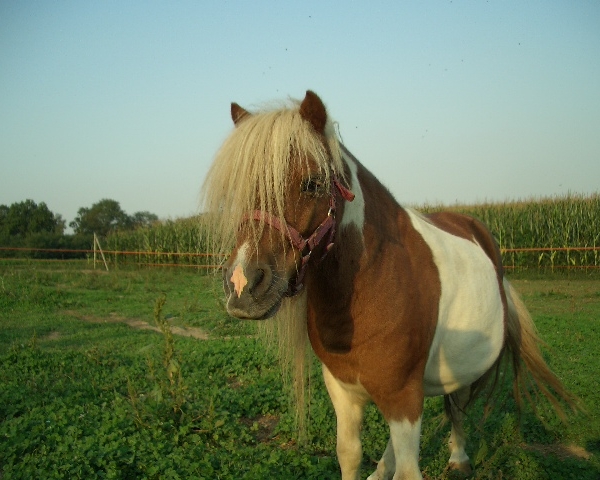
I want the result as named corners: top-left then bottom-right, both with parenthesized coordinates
top-left (93, 234), bottom-right (109, 271)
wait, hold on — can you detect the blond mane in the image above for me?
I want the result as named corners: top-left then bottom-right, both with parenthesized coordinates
top-left (200, 96), bottom-right (346, 438)
top-left (200, 98), bottom-right (345, 256)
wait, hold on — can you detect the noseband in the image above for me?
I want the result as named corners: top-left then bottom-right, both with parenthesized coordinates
top-left (245, 175), bottom-right (355, 296)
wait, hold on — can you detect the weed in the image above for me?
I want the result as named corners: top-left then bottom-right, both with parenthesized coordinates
top-left (125, 295), bottom-right (189, 427)
top-left (152, 294), bottom-right (187, 419)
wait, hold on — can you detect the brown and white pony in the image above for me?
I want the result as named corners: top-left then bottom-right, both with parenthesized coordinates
top-left (201, 91), bottom-right (575, 480)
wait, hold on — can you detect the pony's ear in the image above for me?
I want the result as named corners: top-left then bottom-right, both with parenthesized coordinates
top-left (299, 90), bottom-right (327, 133)
top-left (231, 102), bottom-right (250, 126)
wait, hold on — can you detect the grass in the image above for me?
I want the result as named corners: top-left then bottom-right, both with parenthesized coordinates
top-left (0, 263), bottom-right (599, 479)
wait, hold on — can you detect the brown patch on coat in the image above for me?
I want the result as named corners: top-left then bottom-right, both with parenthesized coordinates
top-left (306, 153), bottom-right (441, 423)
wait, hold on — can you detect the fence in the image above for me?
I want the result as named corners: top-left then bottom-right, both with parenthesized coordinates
top-left (0, 247), bottom-right (225, 270)
top-left (1, 246), bottom-right (600, 271)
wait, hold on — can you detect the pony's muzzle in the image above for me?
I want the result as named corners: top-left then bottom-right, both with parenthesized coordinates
top-left (223, 262), bottom-right (281, 319)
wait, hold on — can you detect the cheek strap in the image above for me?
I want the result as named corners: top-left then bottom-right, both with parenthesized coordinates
top-left (244, 175), bottom-right (354, 296)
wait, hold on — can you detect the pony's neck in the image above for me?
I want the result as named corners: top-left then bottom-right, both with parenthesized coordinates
top-left (339, 144), bottom-right (402, 245)
top-left (305, 145), bottom-right (403, 355)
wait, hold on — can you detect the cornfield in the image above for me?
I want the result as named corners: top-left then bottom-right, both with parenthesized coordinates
top-left (418, 192), bottom-right (600, 269)
top-left (105, 193), bottom-right (600, 270)
top-left (104, 216), bottom-right (222, 268)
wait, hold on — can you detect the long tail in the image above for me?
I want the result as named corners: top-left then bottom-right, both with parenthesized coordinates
top-left (503, 278), bottom-right (579, 419)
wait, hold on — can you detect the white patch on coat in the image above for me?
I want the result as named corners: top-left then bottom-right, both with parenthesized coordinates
top-left (449, 444), bottom-right (470, 466)
top-left (233, 242), bottom-right (250, 266)
top-left (389, 417), bottom-right (423, 480)
top-left (339, 151), bottom-right (365, 232)
top-left (405, 209), bottom-right (505, 396)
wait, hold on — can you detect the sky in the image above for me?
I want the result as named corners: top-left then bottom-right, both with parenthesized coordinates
top-left (1, 1), bottom-right (599, 231)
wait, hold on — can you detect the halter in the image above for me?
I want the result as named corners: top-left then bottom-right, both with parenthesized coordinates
top-left (245, 175), bottom-right (355, 296)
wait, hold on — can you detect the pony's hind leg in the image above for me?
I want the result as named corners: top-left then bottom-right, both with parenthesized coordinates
top-left (444, 387), bottom-right (473, 475)
top-left (366, 438), bottom-right (395, 480)
top-left (322, 364), bottom-right (368, 480)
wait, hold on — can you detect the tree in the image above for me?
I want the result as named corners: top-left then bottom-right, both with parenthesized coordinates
top-left (54, 214), bottom-right (67, 235)
top-left (0, 200), bottom-right (62, 237)
top-left (0, 205), bottom-right (8, 228)
top-left (70, 199), bottom-right (133, 237)
top-left (131, 211), bottom-right (159, 229)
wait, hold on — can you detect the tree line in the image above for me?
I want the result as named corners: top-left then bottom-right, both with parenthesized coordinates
top-left (0, 199), bottom-right (158, 259)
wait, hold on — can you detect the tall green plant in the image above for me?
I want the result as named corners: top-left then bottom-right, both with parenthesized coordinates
top-left (106, 193), bottom-right (600, 269)
top-left (418, 193), bottom-right (600, 269)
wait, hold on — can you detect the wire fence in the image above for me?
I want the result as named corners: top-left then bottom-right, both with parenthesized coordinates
top-left (1, 246), bottom-right (600, 271)
top-left (0, 247), bottom-right (225, 270)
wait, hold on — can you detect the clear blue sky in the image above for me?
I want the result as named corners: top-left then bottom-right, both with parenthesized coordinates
top-left (1, 1), bottom-right (599, 230)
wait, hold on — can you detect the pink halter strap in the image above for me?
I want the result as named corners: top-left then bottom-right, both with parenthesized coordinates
top-left (245, 175), bottom-right (354, 296)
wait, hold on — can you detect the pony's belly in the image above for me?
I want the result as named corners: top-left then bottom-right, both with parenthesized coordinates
top-left (422, 313), bottom-right (504, 396)
top-left (405, 209), bottom-right (506, 397)
top-left (421, 264), bottom-right (505, 396)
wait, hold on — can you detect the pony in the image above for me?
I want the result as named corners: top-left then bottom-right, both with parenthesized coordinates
top-left (200, 90), bottom-right (576, 479)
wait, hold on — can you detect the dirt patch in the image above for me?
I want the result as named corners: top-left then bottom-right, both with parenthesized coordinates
top-left (523, 442), bottom-right (593, 460)
top-left (240, 414), bottom-right (279, 443)
top-left (63, 310), bottom-right (209, 340)
top-left (43, 331), bottom-right (61, 341)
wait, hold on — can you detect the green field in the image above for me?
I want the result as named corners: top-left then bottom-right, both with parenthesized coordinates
top-left (0, 263), bottom-right (598, 479)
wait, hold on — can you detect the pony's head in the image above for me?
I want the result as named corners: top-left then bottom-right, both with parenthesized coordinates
top-left (201, 91), bottom-right (351, 319)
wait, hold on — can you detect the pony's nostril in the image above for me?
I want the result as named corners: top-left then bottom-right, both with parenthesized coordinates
top-left (251, 269), bottom-right (265, 293)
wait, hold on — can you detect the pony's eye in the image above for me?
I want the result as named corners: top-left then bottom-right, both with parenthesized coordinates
top-left (301, 178), bottom-right (324, 194)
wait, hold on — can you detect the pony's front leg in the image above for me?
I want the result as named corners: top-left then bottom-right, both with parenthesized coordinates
top-left (323, 364), bottom-right (368, 480)
top-left (388, 416), bottom-right (423, 480)
top-left (367, 416), bottom-right (423, 480)
top-left (367, 380), bottom-right (425, 480)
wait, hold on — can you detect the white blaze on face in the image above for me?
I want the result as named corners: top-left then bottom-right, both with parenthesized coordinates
top-left (231, 263), bottom-right (248, 298)
top-left (230, 242), bottom-right (250, 298)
